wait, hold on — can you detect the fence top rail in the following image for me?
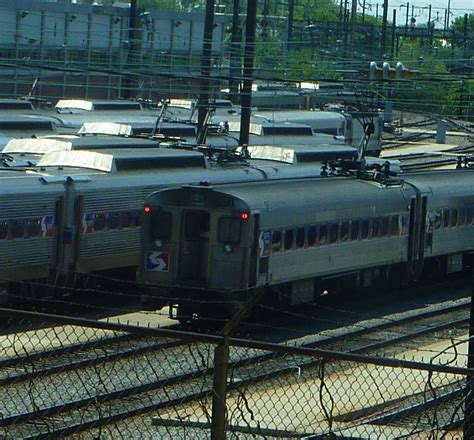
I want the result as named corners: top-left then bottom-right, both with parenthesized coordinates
top-left (1, 307), bottom-right (472, 377)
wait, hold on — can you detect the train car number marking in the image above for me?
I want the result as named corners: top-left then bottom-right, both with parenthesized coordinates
top-left (146, 251), bottom-right (170, 272)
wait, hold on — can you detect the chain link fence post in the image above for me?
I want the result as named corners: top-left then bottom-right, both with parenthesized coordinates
top-left (211, 336), bottom-right (229, 440)
top-left (464, 252), bottom-right (474, 439)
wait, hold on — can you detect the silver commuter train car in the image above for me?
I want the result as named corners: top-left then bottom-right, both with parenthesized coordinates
top-left (139, 169), bottom-right (474, 320)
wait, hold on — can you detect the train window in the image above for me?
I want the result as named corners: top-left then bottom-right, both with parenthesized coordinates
top-left (152, 210), bottom-right (172, 240)
top-left (284, 229), bottom-right (294, 251)
top-left (0, 221), bottom-right (7, 240)
top-left (443, 209), bottom-right (450, 228)
top-left (401, 214), bottom-right (410, 235)
top-left (433, 211), bottom-right (442, 230)
top-left (467, 208), bottom-right (473, 225)
top-left (340, 222), bottom-right (349, 242)
top-left (132, 210), bottom-right (141, 227)
top-left (94, 214), bottom-right (106, 232)
top-left (360, 220), bottom-right (369, 240)
top-left (371, 219), bottom-right (379, 239)
top-left (380, 217), bottom-right (390, 237)
top-left (120, 211), bottom-right (133, 229)
top-left (28, 218), bottom-right (42, 238)
top-left (458, 208), bottom-right (466, 226)
top-left (185, 211), bottom-right (205, 239)
top-left (318, 224), bottom-right (327, 246)
top-left (450, 209), bottom-right (458, 228)
top-left (329, 224), bottom-right (338, 244)
top-left (389, 215), bottom-right (400, 235)
top-left (350, 221), bottom-right (359, 241)
top-left (10, 219), bottom-right (25, 239)
top-left (218, 217), bottom-right (241, 243)
top-left (295, 228), bottom-right (305, 248)
top-left (307, 226), bottom-right (317, 247)
top-left (272, 230), bottom-right (282, 252)
top-left (345, 118), bottom-right (352, 132)
top-left (107, 212), bottom-right (120, 230)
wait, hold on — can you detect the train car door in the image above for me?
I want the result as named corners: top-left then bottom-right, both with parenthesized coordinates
top-left (249, 214), bottom-right (260, 287)
top-left (406, 192), bottom-right (428, 282)
top-left (178, 210), bottom-right (210, 282)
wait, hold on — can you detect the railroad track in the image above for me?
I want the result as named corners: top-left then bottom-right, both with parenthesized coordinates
top-left (382, 144), bottom-right (474, 173)
top-left (0, 296), bottom-right (470, 438)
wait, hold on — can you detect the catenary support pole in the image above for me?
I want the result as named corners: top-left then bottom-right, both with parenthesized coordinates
top-left (405, 2), bottom-right (409, 33)
top-left (124, 0), bottom-right (140, 99)
top-left (381, 0), bottom-right (389, 56)
top-left (197, 0), bottom-right (216, 139)
top-left (391, 9), bottom-right (397, 60)
top-left (350, 0), bottom-right (357, 49)
top-left (239, 0), bottom-right (258, 147)
top-left (287, 0), bottom-right (295, 50)
top-left (229, 0), bottom-right (241, 104)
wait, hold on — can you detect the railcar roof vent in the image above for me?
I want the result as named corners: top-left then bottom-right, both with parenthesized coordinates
top-left (0, 117), bottom-right (55, 131)
top-left (78, 122), bottom-right (133, 136)
top-left (0, 99), bottom-right (34, 110)
top-left (168, 99), bottom-right (194, 109)
top-left (37, 151), bottom-right (114, 172)
top-left (36, 148), bottom-right (206, 172)
top-left (3, 138), bottom-right (72, 154)
top-left (228, 122), bottom-right (262, 135)
top-left (261, 123), bottom-right (313, 136)
top-left (55, 99), bottom-right (143, 112)
top-left (246, 146), bottom-right (295, 164)
top-left (246, 145), bottom-right (357, 164)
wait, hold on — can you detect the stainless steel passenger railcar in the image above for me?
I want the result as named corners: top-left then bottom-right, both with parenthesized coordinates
top-left (139, 169), bottom-right (474, 320)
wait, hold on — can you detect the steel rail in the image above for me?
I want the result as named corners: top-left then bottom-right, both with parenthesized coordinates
top-left (1, 300), bottom-right (469, 386)
top-left (367, 385), bottom-right (465, 425)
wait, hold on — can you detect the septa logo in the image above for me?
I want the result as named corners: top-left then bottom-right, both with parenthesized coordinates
top-left (146, 251), bottom-right (170, 272)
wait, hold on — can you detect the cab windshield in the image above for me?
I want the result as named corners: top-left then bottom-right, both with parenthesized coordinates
top-left (150, 210), bottom-right (172, 239)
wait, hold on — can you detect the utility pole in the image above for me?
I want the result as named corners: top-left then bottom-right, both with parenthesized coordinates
top-left (287, 0), bottom-right (295, 50)
top-left (239, 0), bottom-right (258, 147)
top-left (405, 2), bottom-right (409, 33)
top-left (197, 0), bottom-right (216, 139)
top-left (362, 0), bottom-right (366, 23)
top-left (427, 5), bottom-right (432, 47)
top-left (381, 0), bottom-right (389, 56)
top-left (229, 0), bottom-right (241, 104)
top-left (339, 0), bottom-right (343, 38)
top-left (343, 0), bottom-right (349, 54)
top-left (462, 12), bottom-right (468, 59)
top-left (391, 9), bottom-right (397, 60)
top-left (124, 0), bottom-right (140, 99)
top-left (351, 0), bottom-right (357, 49)
top-left (446, 0), bottom-right (451, 29)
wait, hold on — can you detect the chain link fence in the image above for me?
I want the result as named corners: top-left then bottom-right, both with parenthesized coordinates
top-left (0, 307), bottom-right (473, 439)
